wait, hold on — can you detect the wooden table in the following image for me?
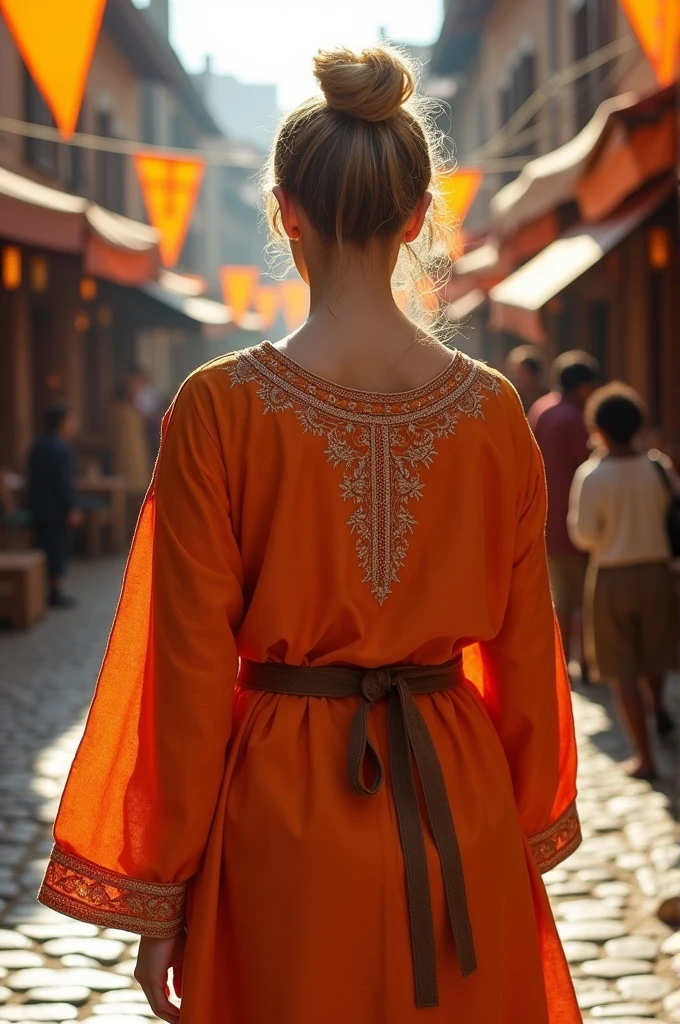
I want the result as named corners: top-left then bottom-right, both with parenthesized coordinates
top-left (76, 475), bottom-right (128, 553)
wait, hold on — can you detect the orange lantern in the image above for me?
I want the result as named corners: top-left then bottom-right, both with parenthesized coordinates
top-left (97, 305), bottom-right (113, 328)
top-left (80, 277), bottom-right (97, 301)
top-left (647, 226), bottom-right (670, 269)
top-left (2, 246), bottom-right (22, 290)
top-left (30, 256), bottom-right (49, 293)
top-left (74, 310), bottom-right (91, 333)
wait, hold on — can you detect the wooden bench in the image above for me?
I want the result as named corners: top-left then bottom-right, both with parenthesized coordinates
top-left (0, 550), bottom-right (47, 629)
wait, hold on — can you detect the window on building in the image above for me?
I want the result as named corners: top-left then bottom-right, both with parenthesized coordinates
top-left (140, 83), bottom-right (156, 145)
top-left (95, 110), bottom-right (126, 214)
top-left (171, 112), bottom-right (197, 151)
top-left (498, 50), bottom-right (536, 183)
top-left (573, 0), bottom-right (617, 130)
top-left (63, 108), bottom-right (87, 194)
top-left (24, 67), bottom-right (59, 177)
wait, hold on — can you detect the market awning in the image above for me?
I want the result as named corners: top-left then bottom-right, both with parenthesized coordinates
top-left (488, 179), bottom-right (673, 344)
top-left (0, 165), bottom-right (160, 285)
top-left (0, 166), bottom-right (84, 252)
top-left (140, 279), bottom-right (231, 325)
top-left (138, 272), bottom-right (265, 330)
top-left (84, 204), bottom-right (159, 285)
top-left (489, 86), bottom-right (674, 238)
top-left (575, 107), bottom-right (675, 223)
top-left (454, 243), bottom-right (500, 277)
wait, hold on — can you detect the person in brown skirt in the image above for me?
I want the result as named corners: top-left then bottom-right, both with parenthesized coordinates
top-left (568, 382), bottom-right (678, 779)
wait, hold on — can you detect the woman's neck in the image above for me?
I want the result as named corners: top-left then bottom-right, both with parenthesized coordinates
top-left (276, 243), bottom-right (453, 393)
top-left (308, 251), bottom-right (395, 322)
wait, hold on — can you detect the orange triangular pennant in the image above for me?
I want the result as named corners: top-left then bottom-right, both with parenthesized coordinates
top-left (438, 168), bottom-right (483, 227)
top-left (254, 285), bottom-right (280, 331)
top-left (134, 153), bottom-right (205, 267)
top-left (618, 0), bottom-right (680, 86)
top-left (219, 266), bottom-right (261, 324)
top-left (0, 0), bottom-right (107, 138)
top-left (438, 168), bottom-right (483, 261)
top-left (279, 279), bottom-right (309, 332)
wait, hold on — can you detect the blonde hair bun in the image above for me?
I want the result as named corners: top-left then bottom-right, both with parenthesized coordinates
top-left (313, 46), bottom-right (415, 123)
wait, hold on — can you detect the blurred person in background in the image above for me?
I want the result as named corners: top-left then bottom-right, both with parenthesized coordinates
top-left (529, 351), bottom-right (599, 678)
top-left (109, 375), bottom-right (152, 520)
top-left (29, 403), bottom-right (84, 608)
top-left (132, 365), bottom-right (162, 459)
top-left (38, 46), bottom-right (582, 1024)
top-left (568, 383), bottom-right (677, 780)
top-left (505, 345), bottom-right (545, 413)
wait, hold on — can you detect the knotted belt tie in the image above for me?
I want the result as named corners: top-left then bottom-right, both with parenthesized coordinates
top-left (239, 657), bottom-right (477, 1008)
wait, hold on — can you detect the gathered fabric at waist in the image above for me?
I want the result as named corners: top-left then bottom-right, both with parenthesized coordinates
top-left (238, 656), bottom-right (476, 1010)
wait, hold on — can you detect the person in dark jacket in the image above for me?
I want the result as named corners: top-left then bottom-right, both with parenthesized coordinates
top-left (29, 403), bottom-right (83, 608)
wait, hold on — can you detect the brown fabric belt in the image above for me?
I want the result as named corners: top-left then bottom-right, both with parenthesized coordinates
top-left (239, 657), bottom-right (477, 1008)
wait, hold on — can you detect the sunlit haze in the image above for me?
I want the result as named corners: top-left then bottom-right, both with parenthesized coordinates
top-left (157, 0), bottom-right (444, 112)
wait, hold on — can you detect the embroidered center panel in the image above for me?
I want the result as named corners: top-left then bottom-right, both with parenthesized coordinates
top-left (229, 343), bottom-right (501, 604)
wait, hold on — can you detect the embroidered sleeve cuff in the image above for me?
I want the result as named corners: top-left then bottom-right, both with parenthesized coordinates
top-left (529, 800), bottom-right (581, 873)
top-left (38, 845), bottom-right (186, 937)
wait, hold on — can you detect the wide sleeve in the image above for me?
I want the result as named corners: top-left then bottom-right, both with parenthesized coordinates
top-left (464, 403), bottom-right (581, 873)
top-left (39, 372), bottom-right (244, 935)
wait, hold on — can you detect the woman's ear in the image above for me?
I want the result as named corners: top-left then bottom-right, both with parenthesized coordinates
top-left (272, 186), bottom-right (301, 241)
top-left (403, 192), bottom-right (433, 243)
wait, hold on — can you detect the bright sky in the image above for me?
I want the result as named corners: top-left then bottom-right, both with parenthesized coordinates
top-left (137, 0), bottom-right (444, 112)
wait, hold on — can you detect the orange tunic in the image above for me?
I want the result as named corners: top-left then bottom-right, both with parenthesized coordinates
top-left (40, 342), bottom-right (582, 1024)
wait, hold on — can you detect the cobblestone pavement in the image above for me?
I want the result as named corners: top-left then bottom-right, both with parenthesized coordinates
top-left (0, 557), bottom-right (679, 1022)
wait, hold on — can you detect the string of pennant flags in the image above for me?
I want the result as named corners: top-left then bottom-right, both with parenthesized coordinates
top-left (0, 0), bottom-right (676, 284)
top-left (220, 267), bottom-right (310, 331)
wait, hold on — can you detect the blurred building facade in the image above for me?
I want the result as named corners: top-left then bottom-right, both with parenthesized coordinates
top-left (0, 0), bottom-right (263, 476)
top-left (429, 0), bottom-right (678, 447)
top-left (193, 56), bottom-right (278, 151)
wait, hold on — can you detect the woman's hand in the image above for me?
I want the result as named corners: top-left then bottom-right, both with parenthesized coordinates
top-left (135, 932), bottom-right (186, 1023)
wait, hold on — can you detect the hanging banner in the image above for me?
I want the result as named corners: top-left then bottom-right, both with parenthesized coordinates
top-left (279, 279), bottom-right (309, 332)
top-left (219, 266), bottom-right (261, 324)
top-left (618, 0), bottom-right (680, 86)
top-left (254, 285), bottom-right (280, 331)
top-left (438, 168), bottom-right (484, 226)
top-left (0, 0), bottom-right (107, 138)
top-left (437, 168), bottom-right (484, 258)
top-left (133, 154), bottom-right (205, 268)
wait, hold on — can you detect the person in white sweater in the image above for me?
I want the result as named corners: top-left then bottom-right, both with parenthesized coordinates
top-left (568, 382), bottom-right (678, 779)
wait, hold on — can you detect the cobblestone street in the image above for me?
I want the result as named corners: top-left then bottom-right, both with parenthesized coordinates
top-left (0, 557), bottom-right (679, 1022)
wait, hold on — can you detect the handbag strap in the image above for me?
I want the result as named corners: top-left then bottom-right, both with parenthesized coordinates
top-left (648, 449), bottom-right (673, 495)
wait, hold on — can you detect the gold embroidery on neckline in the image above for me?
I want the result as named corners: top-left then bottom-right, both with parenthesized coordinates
top-left (229, 343), bottom-right (501, 604)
